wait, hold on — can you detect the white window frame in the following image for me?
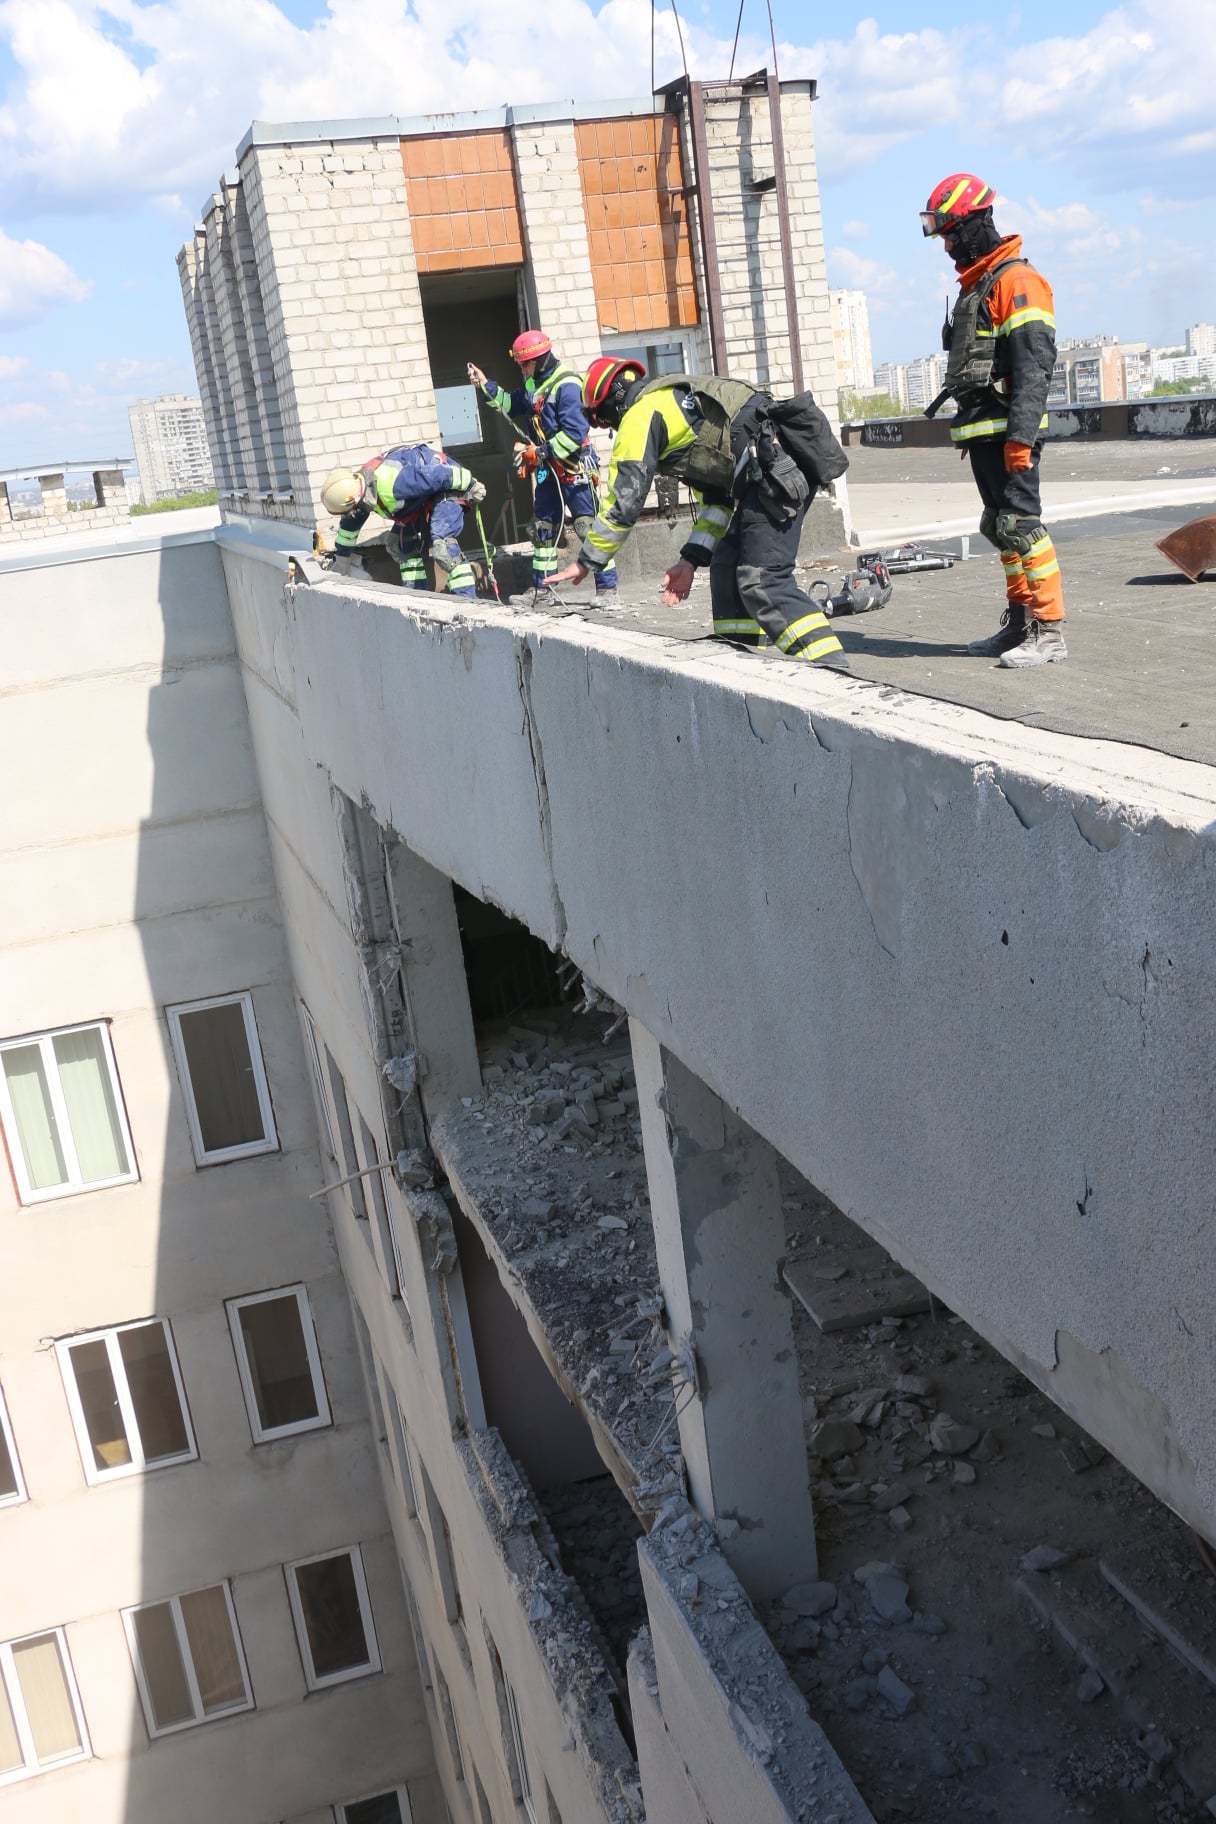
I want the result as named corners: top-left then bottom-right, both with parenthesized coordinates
top-left (0, 1383), bottom-right (27, 1506)
top-left (56, 1318), bottom-right (197, 1485)
top-left (0, 1627), bottom-right (91, 1786)
top-left (300, 1004), bottom-right (338, 1163)
top-left (334, 1790), bottom-right (414, 1824)
top-left (286, 1546), bottom-right (381, 1690)
top-left (599, 325), bottom-right (701, 376)
top-left (226, 1284), bottom-right (331, 1444)
top-left (505, 1676), bottom-right (539, 1824)
top-left (0, 1021), bottom-right (137, 1205)
top-left (121, 1582), bottom-right (252, 1739)
top-left (166, 992), bottom-right (278, 1166)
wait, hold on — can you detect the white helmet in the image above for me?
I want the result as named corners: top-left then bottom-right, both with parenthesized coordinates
top-left (320, 468), bottom-right (366, 516)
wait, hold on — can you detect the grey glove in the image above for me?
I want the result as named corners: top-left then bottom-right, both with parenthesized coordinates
top-left (465, 478), bottom-right (487, 505)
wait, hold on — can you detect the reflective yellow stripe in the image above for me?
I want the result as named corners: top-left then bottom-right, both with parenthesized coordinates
top-left (714, 618), bottom-right (764, 635)
top-left (1024, 558), bottom-right (1060, 581)
top-left (777, 610), bottom-right (832, 652)
top-left (550, 432), bottom-right (581, 459)
top-left (951, 416), bottom-right (1009, 441)
top-left (996, 308), bottom-right (1056, 335)
top-left (941, 177), bottom-right (972, 215)
top-left (800, 633), bottom-right (845, 662)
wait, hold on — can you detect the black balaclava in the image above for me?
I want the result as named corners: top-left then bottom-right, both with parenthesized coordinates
top-left (532, 349), bottom-right (559, 385)
top-left (944, 208), bottom-right (1002, 271)
top-left (598, 370), bottom-right (647, 429)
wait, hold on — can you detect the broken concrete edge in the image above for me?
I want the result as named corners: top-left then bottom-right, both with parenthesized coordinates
top-left (431, 1108), bottom-right (669, 1528)
top-left (641, 1508), bottom-right (875, 1824)
top-left (450, 1430), bottom-right (644, 1822)
top-left (292, 572), bottom-right (1216, 832)
top-left (275, 569), bottom-right (1216, 1554)
top-left (821, 1193), bottom-right (1215, 1554)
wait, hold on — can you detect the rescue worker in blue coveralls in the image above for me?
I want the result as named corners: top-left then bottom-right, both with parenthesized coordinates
top-left (467, 329), bottom-right (619, 606)
top-left (320, 444), bottom-right (486, 597)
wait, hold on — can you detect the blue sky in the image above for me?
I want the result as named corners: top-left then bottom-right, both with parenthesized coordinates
top-left (0, 0), bottom-right (1213, 466)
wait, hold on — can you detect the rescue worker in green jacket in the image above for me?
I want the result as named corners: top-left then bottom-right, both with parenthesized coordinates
top-left (549, 358), bottom-right (849, 669)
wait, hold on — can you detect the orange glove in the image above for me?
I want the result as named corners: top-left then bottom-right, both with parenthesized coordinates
top-left (1004, 440), bottom-right (1034, 474)
top-left (512, 442), bottom-right (539, 477)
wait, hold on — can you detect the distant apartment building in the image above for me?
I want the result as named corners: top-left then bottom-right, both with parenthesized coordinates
top-left (872, 360), bottom-right (908, 410)
top-left (127, 394), bottom-right (214, 503)
top-left (1121, 342), bottom-right (1151, 399)
top-left (1185, 322), bottom-right (1216, 358)
top-left (1151, 352), bottom-right (1216, 387)
top-left (830, 288), bottom-right (874, 392)
top-left (1047, 340), bottom-right (1126, 406)
top-left (903, 353), bottom-right (947, 412)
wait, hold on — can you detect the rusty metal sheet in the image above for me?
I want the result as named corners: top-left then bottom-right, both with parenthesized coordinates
top-left (1155, 514), bottom-right (1216, 582)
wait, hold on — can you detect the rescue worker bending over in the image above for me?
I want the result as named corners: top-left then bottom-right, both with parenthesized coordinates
top-left (468, 330), bottom-right (618, 606)
top-left (922, 172), bottom-right (1065, 667)
top-left (549, 359), bottom-right (848, 669)
top-left (320, 444), bottom-right (486, 597)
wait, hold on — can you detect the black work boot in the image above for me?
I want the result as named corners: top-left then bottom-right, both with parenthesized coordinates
top-left (967, 605), bottom-right (1026, 657)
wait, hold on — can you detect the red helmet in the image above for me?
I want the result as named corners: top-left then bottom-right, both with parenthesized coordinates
top-left (921, 173), bottom-right (995, 239)
top-left (510, 329), bottom-right (552, 363)
top-left (583, 355), bottom-right (647, 424)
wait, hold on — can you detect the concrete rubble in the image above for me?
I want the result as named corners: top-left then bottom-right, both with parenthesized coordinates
top-left (431, 999), bottom-right (684, 1521)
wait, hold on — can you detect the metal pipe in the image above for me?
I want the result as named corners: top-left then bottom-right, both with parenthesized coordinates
top-left (686, 81), bottom-right (728, 375)
top-left (765, 71), bottom-right (804, 393)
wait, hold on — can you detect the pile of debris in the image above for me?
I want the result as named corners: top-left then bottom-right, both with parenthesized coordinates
top-left (763, 1176), bottom-right (1216, 1823)
top-left (431, 1002), bottom-right (683, 1521)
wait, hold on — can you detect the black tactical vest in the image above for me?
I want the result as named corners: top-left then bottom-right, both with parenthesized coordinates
top-left (638, 374), bottom-right (767, 492)
top-left (925, 257), bottom-right (1027, 419)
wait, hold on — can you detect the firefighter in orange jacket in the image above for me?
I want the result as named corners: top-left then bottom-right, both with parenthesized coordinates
top-left (922, 173), bottom-right (1066, 668)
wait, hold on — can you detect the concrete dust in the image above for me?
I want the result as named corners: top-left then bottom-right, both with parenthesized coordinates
top-left (773, 1173), bottom-right (1216, 1823)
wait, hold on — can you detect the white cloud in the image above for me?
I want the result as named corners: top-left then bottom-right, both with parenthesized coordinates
top-left (0, 355), bottom-right (29, 380)
top-left (0, 0), bottom-right (1213, 219)
top-left (840, 220), bottom-right (872, 242)
top-left (0, 227), bottom-right (90, 329)
top-left (0, 400), bottom-right (50, 423)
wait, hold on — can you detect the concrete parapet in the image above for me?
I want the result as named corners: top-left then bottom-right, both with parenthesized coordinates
top-left (637, 1510), bottom-right (873, 1823)
top-left (250, 564), bottom-right (1216, 1552)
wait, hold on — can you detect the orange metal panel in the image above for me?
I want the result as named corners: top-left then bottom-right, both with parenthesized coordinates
top-left (401, 130), bottom-right (524, 273)
top-left (576, 115), bottom-right (700, 336)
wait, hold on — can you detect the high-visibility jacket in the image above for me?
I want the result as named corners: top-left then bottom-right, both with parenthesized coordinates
top-left (482, 356), bottom-right (592, 471)
top-left (334, 444), bottom-right (473, 551)
top-left (943, 236), bottom-right (1056, 447)
top-left (578, 380), bottom-right (738, 572)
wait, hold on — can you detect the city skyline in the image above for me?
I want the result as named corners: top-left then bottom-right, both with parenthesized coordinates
top-left (0, 0), bottom-right (1214, 462)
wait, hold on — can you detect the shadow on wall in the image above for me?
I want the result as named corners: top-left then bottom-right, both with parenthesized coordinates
top-left (32, 538), bottom-right (439, 1823)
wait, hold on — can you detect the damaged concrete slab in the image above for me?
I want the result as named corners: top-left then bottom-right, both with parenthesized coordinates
top-left (430, 1001), bottom-right (683, 1526)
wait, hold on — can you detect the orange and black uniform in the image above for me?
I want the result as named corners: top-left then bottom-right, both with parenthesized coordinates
top-left (949, 234), bottom-right (1064, 625)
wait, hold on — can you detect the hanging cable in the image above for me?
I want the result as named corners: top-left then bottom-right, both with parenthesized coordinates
top-left (650, 0), bottom-right (656, 97)
top-left (728, 0), bottom-right (746, 82)
top-left (670, 0), bottom-right (690, 82)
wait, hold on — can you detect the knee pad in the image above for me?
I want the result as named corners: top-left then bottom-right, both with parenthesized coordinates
top-left (429, 539), bottom-right (457, 575)
top-left (994, 514), bottom-right (1047, 558)
top-left (572, 514), bottom-right (593, 542)
top-left (978, 507), bottom-right (1001, 549)
top-left (532, 520), bottom-right (558, 548)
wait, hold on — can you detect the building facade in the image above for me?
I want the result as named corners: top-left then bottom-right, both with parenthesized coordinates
top-left (1047, 340), bottom-right (1126, 406)
top-left (1185, 322), bottom-right (1216, 358)
top-left (829, 288), bottom-right (874, 393)
top-left (128, 395), bottom-right (215, 503)
top-left (0, 531), bottom-right (440, 1824)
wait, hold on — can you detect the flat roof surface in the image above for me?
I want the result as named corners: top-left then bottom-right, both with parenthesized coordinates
top-left (564, 442), bottom-right (1216, 770)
